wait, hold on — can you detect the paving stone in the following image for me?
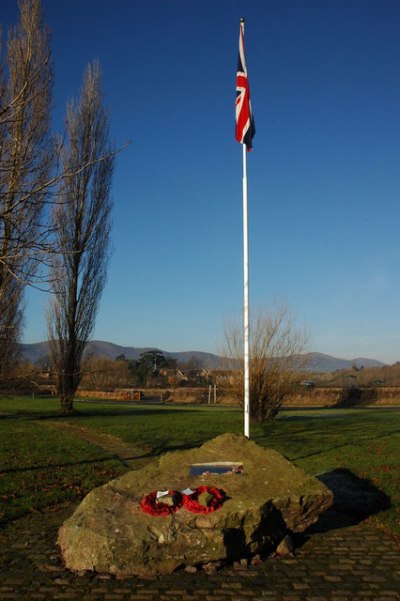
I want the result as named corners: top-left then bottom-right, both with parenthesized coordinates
top-left (1, 504), bottom-right (400, 601)
top-left (121, 598), bottom-right (148, 601)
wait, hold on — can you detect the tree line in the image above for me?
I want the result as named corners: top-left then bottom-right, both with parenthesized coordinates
top-left (0, 0), bottom-right (116, 412)
top-left (7, 350), bottom-right (206, 391)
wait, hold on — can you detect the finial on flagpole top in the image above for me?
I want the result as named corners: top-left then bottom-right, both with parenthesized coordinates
top-left (240, 17), bottom-right (245, 23)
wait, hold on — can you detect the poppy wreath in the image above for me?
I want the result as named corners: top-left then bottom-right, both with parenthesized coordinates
top-left (140, 490), bottom-right (183, 516)
top-left (183, 486), bottom-right (226, 514)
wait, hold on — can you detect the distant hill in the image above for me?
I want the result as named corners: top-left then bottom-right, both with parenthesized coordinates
top-left (19, 341), bottom-right (224, 370)
top-left (19, 341), bottom-right (386, 372)
top-left (304, 352), bottom-right (386, 373)
top-left (19, 341), bottom-right (52, 365)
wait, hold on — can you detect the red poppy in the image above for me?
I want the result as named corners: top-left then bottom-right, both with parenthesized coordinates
top-left (140, 490), bottom-right (183, 516)
top-left (183, 486), bottom-right (226, 514)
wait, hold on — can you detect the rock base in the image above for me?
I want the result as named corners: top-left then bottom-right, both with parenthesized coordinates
top-left (58, 433), bottom-right (333, 577)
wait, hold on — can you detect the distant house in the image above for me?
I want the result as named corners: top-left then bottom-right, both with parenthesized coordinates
top-left (181, 369), bottom-right (210, 384)
top-left (158, 368), bottom-right (186, 385)
top-left (158, 368), bottom-right (212, 386)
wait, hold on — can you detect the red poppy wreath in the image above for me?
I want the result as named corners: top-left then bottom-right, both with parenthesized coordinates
top-left (183, 486), bottom-right (226, 514)
top-left (140, 490), bottom-right (183, 516)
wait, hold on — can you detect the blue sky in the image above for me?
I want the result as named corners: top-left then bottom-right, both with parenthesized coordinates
top-left (3, 0), bottom-right (400, 363)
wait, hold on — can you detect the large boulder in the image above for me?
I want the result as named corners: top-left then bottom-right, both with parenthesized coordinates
top-left (58, 433), bottom-right (333, 577)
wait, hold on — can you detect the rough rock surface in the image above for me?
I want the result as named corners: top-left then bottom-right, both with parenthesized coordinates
top-left (58, 433), bottom-right (333, 577)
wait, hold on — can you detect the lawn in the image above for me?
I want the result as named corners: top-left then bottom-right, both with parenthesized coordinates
top-left (1, 396), bottom-right (399, 541)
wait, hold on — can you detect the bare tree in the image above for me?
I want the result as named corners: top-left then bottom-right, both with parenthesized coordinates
top-left (0, 0), bottom-right (53, 281)
top-left (80, 357), bottom-right (131, 391)
top-left (0, 274), bottom-right (23, 378)
top-left (47, 62), bottom-right (114, 413)
top-left (0, 0), bottom-right (52, 373)
top-left (218, 304), bottom-right (309, 421)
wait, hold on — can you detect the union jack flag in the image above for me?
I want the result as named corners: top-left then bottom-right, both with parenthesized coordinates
top-left (235, 19), bottom-right (255, 151)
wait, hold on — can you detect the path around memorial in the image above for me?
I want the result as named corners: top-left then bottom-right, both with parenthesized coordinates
top-left (1, 419), bottom-right (399, 601)
top-left (1, 502), bottom-right (399, 601)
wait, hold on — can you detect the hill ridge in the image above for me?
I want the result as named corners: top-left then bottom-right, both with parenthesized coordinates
top-left (18, 341), bottom-right (386, 372)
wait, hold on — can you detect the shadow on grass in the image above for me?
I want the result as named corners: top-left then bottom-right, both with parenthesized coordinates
top-left (0, 440), bottom-right (204, 476)
top-left (0, 454), bottom-right (133, 475)
top-left (0, 406), bottom-right (204, 421)
top-left (308, 468), bottom-right (391, 534)
top-left (144, 439), bottom-right (204, 457)
top-left (290, 427), bottom-right (400, 463)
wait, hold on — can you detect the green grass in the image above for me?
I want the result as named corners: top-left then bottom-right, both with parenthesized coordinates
top-left (253, 408), bottom-right (400, 539)
top-left (1, 397), bottom-right (399, 541)
top-left (0, 397), bottom-right (127, 522)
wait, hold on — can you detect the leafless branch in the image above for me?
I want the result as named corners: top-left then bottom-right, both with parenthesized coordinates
top-left (47, 61), bottom-right (114, 413)
top-left (218, 303), bottom-right (309, 421)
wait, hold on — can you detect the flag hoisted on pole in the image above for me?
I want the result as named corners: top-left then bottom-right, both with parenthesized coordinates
top-left (235, 17), bottom-right (255, 438)
top-left (236, 18), bottom-right (255, 150)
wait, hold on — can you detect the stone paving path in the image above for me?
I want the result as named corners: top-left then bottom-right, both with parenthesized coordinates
top-left (0, 503), bottom-right (399, 601)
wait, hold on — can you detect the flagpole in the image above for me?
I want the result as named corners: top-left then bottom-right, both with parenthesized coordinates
top-left (243, 142), bottom-right (250, 438)
top-left (236, 16), bottom-right (254, 438)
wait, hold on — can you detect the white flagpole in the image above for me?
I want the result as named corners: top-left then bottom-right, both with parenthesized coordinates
top-left (242, 143), bottom-right (250, 438)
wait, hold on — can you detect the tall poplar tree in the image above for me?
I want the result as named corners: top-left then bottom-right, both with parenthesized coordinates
top-left (47, 62), bottom-right (114, 413)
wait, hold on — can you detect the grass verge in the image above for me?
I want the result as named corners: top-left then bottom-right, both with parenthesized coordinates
top-left (0, 396), bottom-right (399, 541)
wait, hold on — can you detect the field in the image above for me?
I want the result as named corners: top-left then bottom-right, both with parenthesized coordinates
top-left (0, 396), bottom-right (399, 542)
